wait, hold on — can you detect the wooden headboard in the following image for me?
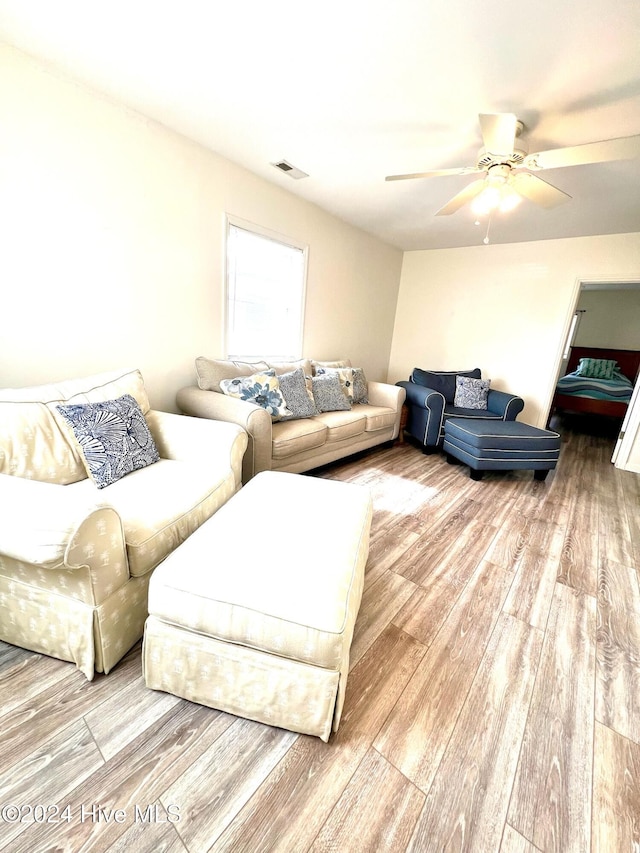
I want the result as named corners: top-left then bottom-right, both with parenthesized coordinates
top-left (567, 346), bottom-right (640, 383)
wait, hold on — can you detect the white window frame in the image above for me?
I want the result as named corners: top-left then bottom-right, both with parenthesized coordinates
top-left (223, 214), bottom-right (308, 361)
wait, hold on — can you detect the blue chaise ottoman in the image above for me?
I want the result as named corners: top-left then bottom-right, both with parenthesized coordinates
top-left (443, 419), bottom-right (561, 481)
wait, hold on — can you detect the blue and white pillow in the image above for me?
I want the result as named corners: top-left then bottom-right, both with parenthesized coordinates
top-left (219, 370), bottom-right (291, 420)
top-left (57, 394), bottom-right (159, 489)
top-left (453, 376), bottom-right (491, 410)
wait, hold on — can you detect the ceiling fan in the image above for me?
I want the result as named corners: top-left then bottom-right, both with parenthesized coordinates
top-left (386, 113), bottom-right (640, 216)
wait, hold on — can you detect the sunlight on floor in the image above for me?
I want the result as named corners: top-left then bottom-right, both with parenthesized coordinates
top-left (365, 471), bottom-right (440, 515)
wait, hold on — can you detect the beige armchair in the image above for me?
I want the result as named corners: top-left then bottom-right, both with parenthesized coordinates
top-left (0, 368), bottom-right (247, 679)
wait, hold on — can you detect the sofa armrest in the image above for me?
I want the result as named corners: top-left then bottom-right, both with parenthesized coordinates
top-left (367, 381), bottom-right (406, 411)
top-left (146, 409), bottom-right (248, 490)
top-left (176, 387), bottom-right (272, 482)
top-left (487, 390), bottom-right (525, 420)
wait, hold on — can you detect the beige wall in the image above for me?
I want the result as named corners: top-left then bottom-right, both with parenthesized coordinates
top-left (574, 288), bottom-right (640, 350)
top-left (0, 45), bottom-right (402, 411)
top-left (3, 44), bottom-right (640, 465)
top-left (389, 233), bottom-right (640, 427)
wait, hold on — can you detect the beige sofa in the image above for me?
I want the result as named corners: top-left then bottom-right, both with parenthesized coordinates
top-left (177, 357), bottom-right (406, 482)
top-left (0, 368), bottom-right (247, 679)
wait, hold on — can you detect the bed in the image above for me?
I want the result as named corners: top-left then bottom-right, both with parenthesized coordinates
top-left (552, 346), bottom-right (640, 420)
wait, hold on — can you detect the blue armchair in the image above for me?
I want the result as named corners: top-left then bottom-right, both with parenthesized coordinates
top-left (397, 368), bottom-right (524, 452)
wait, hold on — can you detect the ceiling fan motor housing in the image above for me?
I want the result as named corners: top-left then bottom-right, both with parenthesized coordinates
top-left (477, 118), bottom-right (527, 168)
top-left (477, 143), bottom-right (528, 169)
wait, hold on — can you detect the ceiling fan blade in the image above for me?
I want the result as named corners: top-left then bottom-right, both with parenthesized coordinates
top-left (511, 172), bottom-right (571, 208)
top-left (479, 113), bottom-right (517, 155)
top-left (385, 166), bottom-right (479, 181)
top-left (435, 178), bottom-right (486, 215)
top-left (525, 134), bottom-right (640, 170)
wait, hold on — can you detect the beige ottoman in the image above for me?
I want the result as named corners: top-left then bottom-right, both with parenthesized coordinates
top-left (142, 470), bottom-right (372, 742)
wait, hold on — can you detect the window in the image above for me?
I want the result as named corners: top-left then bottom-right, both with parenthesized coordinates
top-left (225, 217), bottom-right (307, 360)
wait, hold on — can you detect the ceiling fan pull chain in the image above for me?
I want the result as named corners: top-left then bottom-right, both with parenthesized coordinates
top-left (483, 215), bottom-right (492, 245)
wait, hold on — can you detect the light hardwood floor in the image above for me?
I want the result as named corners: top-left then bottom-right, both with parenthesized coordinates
top-left (1, 417), bottom-right (639, 852)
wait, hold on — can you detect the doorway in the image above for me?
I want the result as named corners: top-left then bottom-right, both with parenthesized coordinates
top-left (554, 279), bottom-right (640, 471)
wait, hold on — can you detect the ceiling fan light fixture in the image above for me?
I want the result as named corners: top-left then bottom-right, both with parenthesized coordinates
top-left (498, 186), bottom-right (522, 213)
top-left (471, 184), bottom-right (502, 215)
top-left (471, 168), bottom-right (522, 216)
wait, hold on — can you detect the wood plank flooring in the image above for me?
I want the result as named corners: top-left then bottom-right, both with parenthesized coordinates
top-left (1, 416), bottom-right (638, 852)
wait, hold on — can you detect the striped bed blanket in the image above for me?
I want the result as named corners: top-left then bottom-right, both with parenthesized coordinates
top-left (556, 370), bottom-right (634, 402)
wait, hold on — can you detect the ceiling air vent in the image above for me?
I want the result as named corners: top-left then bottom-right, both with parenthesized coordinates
top-left (271, 159), bottom-right (309, 180)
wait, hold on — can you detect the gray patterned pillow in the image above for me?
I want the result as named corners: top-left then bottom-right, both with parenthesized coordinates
top-left (315, 367), bottom-right (354, 400)
top-left (352, 367), bottom-right (369, 404)
top-left (311, 373), bottom-right (351, 412)
top-left (57, 394), bottom-right (159, 489)
top-left (453, 376), bottom-right (491, 410)
top-left (278, 368), bottom-right (317, 419)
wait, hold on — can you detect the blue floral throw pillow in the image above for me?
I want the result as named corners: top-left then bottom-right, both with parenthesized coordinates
top-left (219, 370), bottom-right (291, 420)
top-left (57, 394), bottom-right (160, 489)
top-left (453, 376), bottom-right (491, 410)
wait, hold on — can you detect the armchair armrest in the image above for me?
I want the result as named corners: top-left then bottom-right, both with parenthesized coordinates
top-left (0, 473), bottom-right (106, 568)
top-left (396, 381), bottom-right (445, 448)
top-left (145, 409), bottom-right (248, 490)
top-left (487, 390), bottom-right (525, 420)
top-left (397, 380), bottom-right (445, 412)
top-left (0, 473), bottom-right (128, 604)
top-left (176, 387), bottom-right (272, 482)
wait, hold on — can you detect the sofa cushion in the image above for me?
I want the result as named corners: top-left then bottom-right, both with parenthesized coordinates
top-left (315, 411), bottom-right (366, 442)
top-left (311, 358), bottom-right (352, 375)
top-left (195, 357), bottom-right (270, 393)
top-left (443, 403), bottom-right (502, 420)
top-left (0, 368), bottom-right (151, 485)
top-left (272, 418), bottom-right (328, 460)
top-left (56, 394), bottom-right (160, 489)
top-left (411, 368), bottom-right (481, 403)
top-left (311, 373), bottom-right (351, 412)
top-left (266, 358), bottom-right (313, 377)
top-left (453, 376), bottom-right (491, 410)
top-left (70, 458), bottom-right (237, 577)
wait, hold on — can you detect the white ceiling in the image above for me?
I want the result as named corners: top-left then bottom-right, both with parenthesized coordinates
top-left (2, 0), bottom-right (640, 251)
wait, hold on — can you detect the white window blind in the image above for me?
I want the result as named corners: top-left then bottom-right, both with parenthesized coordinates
top-left (225, 221), bottom-right (306, 360)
